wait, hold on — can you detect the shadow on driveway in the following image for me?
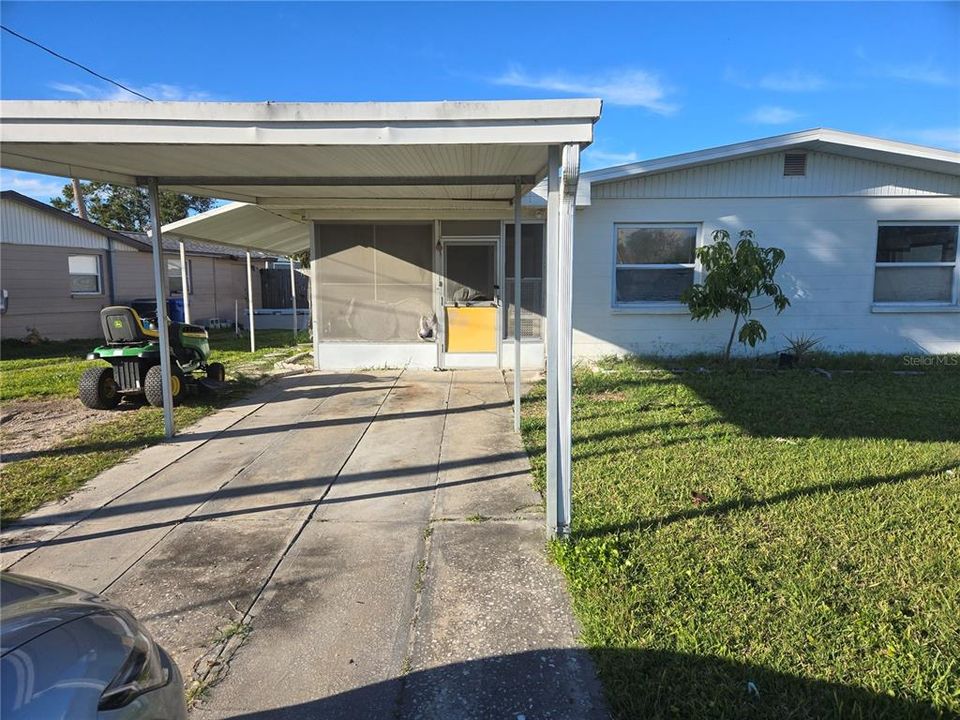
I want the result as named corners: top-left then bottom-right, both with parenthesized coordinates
top-left (216, 647), bottom-right (941, 720)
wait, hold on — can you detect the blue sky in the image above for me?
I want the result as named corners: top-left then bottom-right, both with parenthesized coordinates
top-left (2, 1), bottom-right (958, 202)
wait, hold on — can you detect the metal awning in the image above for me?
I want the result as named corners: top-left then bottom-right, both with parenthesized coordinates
top-left (162, 203), bottom-right (310, 255)
top-left (0, 99), bottom-right (600, 204)
top-left (0, 98), bottom-right (602, 538)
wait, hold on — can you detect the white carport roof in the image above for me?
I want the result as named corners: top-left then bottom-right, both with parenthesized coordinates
top-left (0, 98), bottom-right (598, 536)
top-left (0, 99), bottom-right (600, 207)
top-left (162, 202), bottom-right (311, 255)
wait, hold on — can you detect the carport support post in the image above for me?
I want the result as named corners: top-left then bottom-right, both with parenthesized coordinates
top-left (545, 147), bottom-right (562, 536)
top-left (246, 251), bottom-right (256, 352)
top-left (145, 178), bottom-right (175, 438)
top-left (557, 144), bottom-right (579, 532)
top-left (544, 144), bottom-right (579, 538)
top-left (179, 240), bottom-right (191, 324)
top-left (513, 179), bottom-right (522, 432)
top-left (289, 256), bottom-right (298, 342)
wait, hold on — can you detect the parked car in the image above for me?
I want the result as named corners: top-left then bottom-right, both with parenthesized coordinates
top-left (1, 572), bottom-right (187, 719)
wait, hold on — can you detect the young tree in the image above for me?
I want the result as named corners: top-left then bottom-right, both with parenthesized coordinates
top-left (681, 229), bottom-right (790, 361)
top-left (51, 181), bottom-right (216, 231)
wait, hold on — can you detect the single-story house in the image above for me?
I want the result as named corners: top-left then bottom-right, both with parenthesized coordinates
top-left (163, 128), bottom-right (960, 365)
top-left (0, 190), bottom-right (273, 340)
top-left (574, 129), bottom-right (959, 357)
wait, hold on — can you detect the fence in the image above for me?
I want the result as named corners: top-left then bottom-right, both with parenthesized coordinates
top-left (260, 268), bottom-right (309, 309)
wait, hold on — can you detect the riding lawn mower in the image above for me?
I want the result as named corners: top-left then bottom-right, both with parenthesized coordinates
top-left (79, 306), bottom-right (225, 409)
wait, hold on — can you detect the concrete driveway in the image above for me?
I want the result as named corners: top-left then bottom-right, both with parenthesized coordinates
top-left (1, 369), bottom-right (607, 719)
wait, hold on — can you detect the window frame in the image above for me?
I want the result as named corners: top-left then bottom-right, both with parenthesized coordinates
top-left (167, 257), bottom-right (193, 295)
top-left (611, 222), bottom-right (701, 310)
top-left (872, 221), bottom-right (960, 309)
top-left (68, 254), bottom-right (103, 296)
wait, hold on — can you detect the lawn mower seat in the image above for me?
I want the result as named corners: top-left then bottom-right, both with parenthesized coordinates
top-left (100, 306), bottom-right (152, 345)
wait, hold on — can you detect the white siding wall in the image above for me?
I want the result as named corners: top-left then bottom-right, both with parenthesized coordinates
top-left (592, 151), bottom-right (960, 200)
top-left (573, 195), bottom-right (960, 357)
top-left (0, 198), bottom-right (110, 249)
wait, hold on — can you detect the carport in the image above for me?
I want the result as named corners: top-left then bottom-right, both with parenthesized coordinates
top-left (0, 99), bottom-right (601, 536)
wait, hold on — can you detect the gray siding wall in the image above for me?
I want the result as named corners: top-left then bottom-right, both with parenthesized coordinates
top-left (2, 244), bottom-right (264, 340)
top-left (592, 151), bottom-right (960, 200)
top-left (1, 244), bottom-right (111, 339)
top-left (112, 253), bottom-right (264, 324)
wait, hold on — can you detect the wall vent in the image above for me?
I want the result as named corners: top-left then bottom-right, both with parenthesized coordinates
top-left (783, 153), bottom-right (807, 176)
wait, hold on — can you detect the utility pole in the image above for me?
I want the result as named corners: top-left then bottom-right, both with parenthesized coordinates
top-left (71, 178), bottom-right (88, 220)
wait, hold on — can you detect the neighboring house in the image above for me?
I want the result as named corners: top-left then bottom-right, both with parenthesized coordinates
top-left (0, 191), bottom-right (269, 340)
top-left (164, 128), bottom-right (960, 366)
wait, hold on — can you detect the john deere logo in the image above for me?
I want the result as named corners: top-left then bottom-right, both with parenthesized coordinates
top-left (113, 319), bottom-right (124, 328)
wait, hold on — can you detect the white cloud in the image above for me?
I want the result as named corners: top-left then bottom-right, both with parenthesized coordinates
top-left (877, 62), bottom-right (954, 87)
top-left (745, 106), bottom-right (802, 125)
top-left (0, 170), bottom-right (69, 201)
top-left (855, 48), bottom-right (957, 87)
top-left (895, 127), bottom-right (960, 150)
top-left (49, 82), bottom-right (93, 97)
top-left (582, 149), bottom-right (639, 170)
top-left (490, 66), bottom-right (678, 114)
top-left (725, 67), bottom-right (827, 92)
top-left (48, 80), bottom-right (213, 101)
top-left (758, 70), bottom-right (827, 93)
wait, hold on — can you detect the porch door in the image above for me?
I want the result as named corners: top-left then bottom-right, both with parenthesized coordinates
top-left (441, 240), bottom-right (499, 367)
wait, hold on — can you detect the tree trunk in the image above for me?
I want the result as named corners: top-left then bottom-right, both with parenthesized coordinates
top-left (724, 312), bottom-right (740, 362)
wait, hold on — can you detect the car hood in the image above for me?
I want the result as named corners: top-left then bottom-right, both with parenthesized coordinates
top-left (0, 572), bottom-right (121, 654)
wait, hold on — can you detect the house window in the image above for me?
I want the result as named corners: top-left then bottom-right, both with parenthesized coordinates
top-left (168, 258), bottom-right (192, 295)
top-left (68, 254), bottom-right (102, 294)
top-left (613, 224), bottom-right (698, 305)
top-left (874, 224), bottom-right (959, 304)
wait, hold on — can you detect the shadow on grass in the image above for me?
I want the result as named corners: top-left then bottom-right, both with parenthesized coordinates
top-left (0, 338), bottom-right (100, 361)
top-left (615, 358), bottom-right (960, 443)
top-left (213, 648), bottom-right (943, 720)
top-left (574, 462), bottom-right (958, 540)
top-left (2, 392), bottom-right (508, 463)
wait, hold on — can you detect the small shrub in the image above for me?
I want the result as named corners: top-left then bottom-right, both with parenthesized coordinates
top-left (782, 333), bottom-right (822, 366)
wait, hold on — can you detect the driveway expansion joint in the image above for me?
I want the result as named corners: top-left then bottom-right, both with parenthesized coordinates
top-left (185, 370), bottom-right (406, 705)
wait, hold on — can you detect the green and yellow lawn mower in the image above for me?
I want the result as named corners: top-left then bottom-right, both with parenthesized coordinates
top-left (79, 306), bottom-right (226, 410)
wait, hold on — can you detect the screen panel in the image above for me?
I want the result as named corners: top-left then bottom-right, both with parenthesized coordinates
top-left (317, 223), bottom-right (434, 342)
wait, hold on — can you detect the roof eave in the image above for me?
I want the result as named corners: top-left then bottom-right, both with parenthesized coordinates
top-left (583, 128), bottom-right (960, 187)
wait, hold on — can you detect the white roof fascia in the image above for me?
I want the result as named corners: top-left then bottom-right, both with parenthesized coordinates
top-left (1, 99), bottom-right (603, 123)
top-left (0, 99), bottom-right (601, 154)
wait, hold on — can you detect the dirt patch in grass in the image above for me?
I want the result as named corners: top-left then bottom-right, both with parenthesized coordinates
top-left (1, 331), bottom-right (312, 525)
top-left (1, 398), bottom-right (142, 466)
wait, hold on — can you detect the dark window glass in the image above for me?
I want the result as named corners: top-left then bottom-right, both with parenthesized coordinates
top-left (617, 227), bottom-right (696, 265)
top-left (876, 226), bottom-right (958, 263)
top-left (616, 268), bottom-right (694, 303)
top-left (504, 224), bottom-right (545, 340)
top-left (505, 224), bottom-right (545, 279)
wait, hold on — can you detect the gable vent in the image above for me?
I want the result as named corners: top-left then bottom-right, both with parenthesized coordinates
top-left (783, 153), bottom-right (807, 176)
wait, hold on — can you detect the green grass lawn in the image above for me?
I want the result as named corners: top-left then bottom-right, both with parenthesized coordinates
top-left (522, 356), bottom-right (960, 720)
top-left (0, 329), bottom-right (308, 402)
top-left (1, 330), bottom-right (309, 523)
